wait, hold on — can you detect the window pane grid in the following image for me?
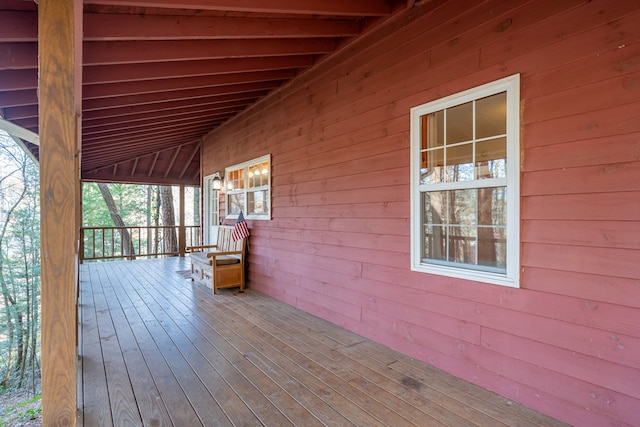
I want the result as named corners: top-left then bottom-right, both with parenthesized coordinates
top-left (422, 185), bottom-right (507, 271)
top-left (225, 154), bottom-right (271, 219)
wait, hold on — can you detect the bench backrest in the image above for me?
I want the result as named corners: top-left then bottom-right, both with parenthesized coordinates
top-left (215, 225), bottom-right (246, 252)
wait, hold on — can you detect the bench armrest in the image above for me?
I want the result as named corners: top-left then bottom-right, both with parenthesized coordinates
top-left (186, 244), bottom-right (219, 252)
top-left (206, 250), bottom-right (243, 258)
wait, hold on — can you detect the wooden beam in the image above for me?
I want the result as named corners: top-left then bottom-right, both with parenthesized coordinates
top-left (0, 11), bottom-right (361, 41)
top-left (39, 0), bottom-right (82, 425)
top-left (0, 10), bottom-right (360, 42)
top-left (0, 89), bottom-right (39, 109)
top-left (82, 69), bottom-right (295, 99)
top-left (0, 42), bottom-right (38, 69)
top-left (83, 0), bottom-right (392, 16)
top-left (82, 39), bottom-right (336, 66)
top-left (148, 152), bottom-right (160, 177)
top-left (82, 55), bottom-right (315, 84)
top-left (85, 13), bottom-right (359, 40)
top-left (0, 69), bottom-right (38, 91)
top-left (179, 143), bottom-right (200, 179)
top-left (164, 146), bottom-right (181, 178)
top-left (0, 117), bottom-right (39, 145)
top-left (82, 81), bottom-right (279, 111)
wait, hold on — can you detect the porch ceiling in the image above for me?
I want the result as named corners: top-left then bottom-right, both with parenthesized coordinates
top-left (0, 0), bottom-right (410, 186)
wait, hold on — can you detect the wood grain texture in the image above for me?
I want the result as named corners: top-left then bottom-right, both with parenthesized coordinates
top-left (39, 0), bottom-right (82, 425)
top-left (79, 257), bottom-right (568, 427)
top-left (200, 1), bottom-right (640, 425)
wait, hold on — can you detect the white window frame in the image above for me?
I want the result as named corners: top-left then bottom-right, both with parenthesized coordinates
top-left (410, 74), bottom-right (520, 288)
top-left (203, 173), bottom-right (220, 245)
top-left (225, 154), bottom-right (271, 220)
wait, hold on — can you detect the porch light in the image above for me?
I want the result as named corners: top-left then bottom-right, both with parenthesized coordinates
top-left (212, 172), bottom-right (222, 190)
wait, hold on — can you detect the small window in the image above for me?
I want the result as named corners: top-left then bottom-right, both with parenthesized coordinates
top-left (225, 154), bottom-right (271, 220)
top-left (410, 75), bottom-right (520, 287)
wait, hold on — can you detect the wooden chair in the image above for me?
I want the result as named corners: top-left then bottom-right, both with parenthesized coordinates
top-left (186, 226), bottom-right (246, 294)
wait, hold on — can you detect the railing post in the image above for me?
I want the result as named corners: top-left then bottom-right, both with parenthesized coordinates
top-left (79, 228), bottom-right (84, 264)
top-left (179, 184), bottom-right (186, 257)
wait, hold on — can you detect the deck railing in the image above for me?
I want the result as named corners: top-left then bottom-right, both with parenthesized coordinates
top-left (80, 225), bottom-right (200, 262)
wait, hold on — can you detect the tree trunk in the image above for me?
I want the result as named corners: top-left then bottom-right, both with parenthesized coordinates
top-left (97, 182), bottom-right (136, 259)
top-left (153, 186), bottom-right (161, 256)
top-left (160, 186), bottom-right (178, 254)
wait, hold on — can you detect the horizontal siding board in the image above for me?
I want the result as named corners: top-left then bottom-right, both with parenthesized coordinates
top-left (200, 1), bottom-right (640, 425)
top-left (275, 148), bottom-right (408, 187)
top-left (273, 201), bottom-right (408, 220)
top-left (522, 161), bottom-right (640, 195)
top-left (363, 297), bottom-right (482, 345)
top-left (523, 267), bottom-right (640, 309)
top-left (525, 71), bottom-right (640, 125)
top-left (429, 0), bottom-right (585, 68)
top-left (524, 40), bottom-right (640, 100)
top-left (273, 185), bottom-right (408, 208)
top-left (522, 192), bottom-right (640, 221)
top-left (466, 342), bottom-right (640, 427)
top-left (524, 133), bottom-right (640, 172)
top-left (523, 242), bottom-right (640, 279)
top-left (359, 263), bottom-right (640, 339)
top-left (480, 0), bottom-right (640, 70)
top-left (523, 101), bottom-right (640, 148)
top-left (482, 328), bottom-right (640, 400)
top-left (522, 219), bottom-right (640, 250)
top-left (258, 235), bottom-right (409, 268)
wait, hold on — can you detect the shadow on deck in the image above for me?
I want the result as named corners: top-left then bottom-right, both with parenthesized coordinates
top-left (78, 257), bottom-right (567, 426)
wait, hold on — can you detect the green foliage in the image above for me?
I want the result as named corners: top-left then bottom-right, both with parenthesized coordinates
top-left (0, 132), bottom-right (41, 392)
top-left (0, 393), bottom-right (41, 426)
top-left (82, 182), bottom-right (153, 226)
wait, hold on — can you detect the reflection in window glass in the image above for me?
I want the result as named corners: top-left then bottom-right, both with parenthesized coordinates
top-left (228, 193), bottom-right (245, 215)
top-left (225, 154), bottom-right (271, 219)
top-left (422, 188), bottom-right (506, 271)
top-left (446, 101), bottom-right (473, 144)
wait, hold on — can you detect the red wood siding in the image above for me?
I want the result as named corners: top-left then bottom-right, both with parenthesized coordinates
top-left (203, 1), bottom-right (640, 425)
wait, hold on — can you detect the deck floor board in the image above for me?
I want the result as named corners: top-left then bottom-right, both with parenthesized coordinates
top-left (79, 258), bottom-right (569, 426)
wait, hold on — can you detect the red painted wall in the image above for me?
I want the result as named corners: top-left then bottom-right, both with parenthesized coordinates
top-left (202, 1), bottom-right (640, 425)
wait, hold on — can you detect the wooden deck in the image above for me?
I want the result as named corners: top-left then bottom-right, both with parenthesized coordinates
top-left (78, 257), bottom-right (568, 426)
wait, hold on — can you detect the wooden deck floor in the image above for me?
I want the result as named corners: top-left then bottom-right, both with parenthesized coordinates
top-left (78, 257), bottom-right (568, 426)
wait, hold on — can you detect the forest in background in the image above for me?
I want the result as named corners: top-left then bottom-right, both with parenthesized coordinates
top-left (0, 130), bottom-right (200, 416)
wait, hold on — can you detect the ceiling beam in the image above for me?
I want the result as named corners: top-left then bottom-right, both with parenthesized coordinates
top-left (164, 146), bottom-right (182, 178)
top-left (0, 42), bottom-right (38, 69)
top-left (0, 11), bottom-right (37, 42)
top-left (83, 109), bottom-right (237, 134)
top-left (80, 91), bottom-right (263, 120)
top-left (0, 89), bottom-right (38, 108)
top-left (0, 11), bottom-right (360, 42)
top-left (179, 143), bottom-right (200, 179)
top-left (83, 127), bottom-right (212, 149)
top-left (82, 116), bottom-right (221, 141)
top-left (83, 39), bottom-right (335, 66)
top-left (83, 55), bottom-right (315, 84)
top-left (82, 81), bottom-right (280, 111)
top-left (82, 102), bottom-right (243, 127)
top-left (85, 13), bottom-right (359, 40)
top-left (0, 69), bottom-right (38, 91)
top-left (83, 0), bottom-right (392, 16)
top-left (0, 117), bottom-right (39, 145)
top-left (82, 69), bottom-right (295, 99)
top-left (2, 39), bottom-right (333, 68)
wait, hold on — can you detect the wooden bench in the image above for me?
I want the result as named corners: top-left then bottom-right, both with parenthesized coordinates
top-left (186, 226), bottom-right (246, 294)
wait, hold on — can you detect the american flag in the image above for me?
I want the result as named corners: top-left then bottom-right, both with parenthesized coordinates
top-left (231, 211), bottom-right (250, 241)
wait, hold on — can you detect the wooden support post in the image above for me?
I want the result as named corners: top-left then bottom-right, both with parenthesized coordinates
top-left (39, 0), bottom-right (82, 425)
top-left (179, 184), bottom-right (186, 256)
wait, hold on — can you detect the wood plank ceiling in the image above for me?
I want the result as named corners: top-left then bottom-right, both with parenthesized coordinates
top-left (0, 0), bottom-right (413, 186)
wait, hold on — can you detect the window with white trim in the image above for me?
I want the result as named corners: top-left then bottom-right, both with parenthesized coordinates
top-left (410, 75), bottom-right (520, 287)
top-left (225, 154), bottom-right (271, 220)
